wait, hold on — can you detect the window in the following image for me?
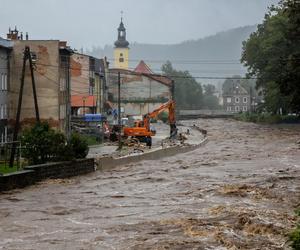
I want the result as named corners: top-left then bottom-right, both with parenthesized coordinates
top-left (119, 57), bottom-right (124, 63)
top-left (1, 74), bottom-right (3, 90)
top-left (0, 105), bottom-right (3, 119)
top-left (227, 97), bottom-right (232, 103)
top-left (243, 106), bottom-right (248, 112)
top-left (30, 52), bottom-right (37, 63)
top-left (4, 74), bottom-right (7, 90)
top-left (59, 104), bottom-right (66, 119)
top-left (4, 126), bottom-right (7, 142)
top-left (235, 97), bottom-right (240, 103)
top-left (120, 53), bottom-right (123, 57)
top-left (4, 104), bottom-right (7, 118)
top-left (89, 86), bottom-right (94, 95)
top-left (227, 106), bottom-right (232, 111)
top-left (243, 97), bottom-right (248, 103)
top-left (235, 106), bottom-right (240, 112)
top-left (59, 76), bottom-right (66, 91)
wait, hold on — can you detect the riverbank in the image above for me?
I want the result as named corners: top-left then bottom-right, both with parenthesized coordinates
top-left (234, 112), bottom-right (300, 124)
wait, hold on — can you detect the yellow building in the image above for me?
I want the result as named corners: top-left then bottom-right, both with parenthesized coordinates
top-left (114, 18), bottom-right (129, 69)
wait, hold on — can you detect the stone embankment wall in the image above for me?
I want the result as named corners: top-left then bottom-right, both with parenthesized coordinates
top-left (96, 137), bottom-right (208, 171)
top-left (0, 158), bottom-right (95, 192)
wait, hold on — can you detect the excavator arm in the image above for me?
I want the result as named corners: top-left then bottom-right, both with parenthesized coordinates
top-left (143, 100), bottom-right (177, 137)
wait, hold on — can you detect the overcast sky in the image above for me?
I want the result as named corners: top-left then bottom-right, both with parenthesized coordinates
top-left (0, 0), bottom-right (280, 50)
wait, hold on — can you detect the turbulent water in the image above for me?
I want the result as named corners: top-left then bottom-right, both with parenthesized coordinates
top-left (0, 119), bottom-right (300, 250)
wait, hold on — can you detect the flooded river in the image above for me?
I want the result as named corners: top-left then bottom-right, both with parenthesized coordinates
top-left (0, 119), bottom-right (300, 249)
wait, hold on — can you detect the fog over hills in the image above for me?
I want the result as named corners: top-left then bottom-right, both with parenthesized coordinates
top-left (87, 25), bottom-right (257, 86)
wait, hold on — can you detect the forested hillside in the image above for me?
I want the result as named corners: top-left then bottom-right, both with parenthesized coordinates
top-left (87, 25), bottom-right (256, 82)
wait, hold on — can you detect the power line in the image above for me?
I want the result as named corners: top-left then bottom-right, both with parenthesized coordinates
top-left (29, 61), bottom-right (260, 80)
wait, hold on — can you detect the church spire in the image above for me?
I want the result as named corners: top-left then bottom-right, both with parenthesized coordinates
top-left (114, 13), bottom-right (129, 48)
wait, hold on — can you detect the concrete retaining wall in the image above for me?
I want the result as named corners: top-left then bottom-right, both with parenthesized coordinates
top-left (0, 170), bottom-right (36, 191)
top-left (96, 138), bottom-right (208, 171)
top-left (0, 158), bottom-right (95, 192)
top-left (24, 158), bottom-right (95, 181)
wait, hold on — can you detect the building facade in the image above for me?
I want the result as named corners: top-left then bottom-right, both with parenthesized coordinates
top-left (7, 29), bottom-right (72, 135)
top-left (96, 58), bottom-right (109, 113)
top-left (70, 53), bottom-right (107, 115)
top-left (108, 61), bottom-right (172, 116)
top-left (0, 38), bottom-right (12, 143)
top-left (223, 83), bottom-right (251, 113)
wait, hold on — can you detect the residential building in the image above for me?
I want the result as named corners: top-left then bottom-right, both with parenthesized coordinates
top-left (7, 28), bottom-right (73, 135)
top-left (223, 82), bottom-right (251, 113)
top-left (96, 58), bottom-right (109, 113)
top-left (0, 37), bottom-right (12, 143)
top-left (108, 60), bottom-right (173, 116)
top-left (70, 53), bottom-right (108, 115)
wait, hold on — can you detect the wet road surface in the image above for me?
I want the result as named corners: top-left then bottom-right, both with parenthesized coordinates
top-left (0, 119), bottom-right (300, 249)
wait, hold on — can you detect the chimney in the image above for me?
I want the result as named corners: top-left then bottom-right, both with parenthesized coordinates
top-left (59, 41), bottom-right (67, 48)
top-left (7, 26), bottom-right (19, 40)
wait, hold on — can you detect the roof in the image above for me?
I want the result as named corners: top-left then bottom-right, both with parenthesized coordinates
top-left (222, 84), bottom-right (249, 96)
top-left (110, 62), bottom-right (172, 87)
top-left (0, 37), bottom-right (13, 49)
top-left (134, 60), bottom-right (153, 74)
top-left (118, 20), bottom-right (126, 31)
top-left (71, 95), bottom-right (96, 107)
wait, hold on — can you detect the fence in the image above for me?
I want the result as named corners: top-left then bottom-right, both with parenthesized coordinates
top-left (0, 141), bottom-right (22, 170)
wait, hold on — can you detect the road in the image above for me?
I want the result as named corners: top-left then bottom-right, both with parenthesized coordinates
top-left (0, 119), bottom-right (300, 250)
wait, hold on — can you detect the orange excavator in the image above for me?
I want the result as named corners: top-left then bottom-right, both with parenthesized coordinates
top-left (123, 100), bottom-right (177, 147)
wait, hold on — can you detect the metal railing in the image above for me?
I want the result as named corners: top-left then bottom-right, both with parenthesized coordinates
top-left (0, 141), bottom-right (22, 170)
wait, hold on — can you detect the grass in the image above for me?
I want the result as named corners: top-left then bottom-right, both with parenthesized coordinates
top-left (0, 163), bottom-right (19, 174)
top-left (82, 135), bottom-right (102, 146)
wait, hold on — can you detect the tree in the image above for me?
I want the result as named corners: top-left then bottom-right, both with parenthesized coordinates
top-left (202, 84), bottom-right (221, 109)
top-left (203, 84), bottom-right (215, 96)
top-left (161, 61), bottom-right (203, 109)
top-left (241, 0), bottom-right (300, 113)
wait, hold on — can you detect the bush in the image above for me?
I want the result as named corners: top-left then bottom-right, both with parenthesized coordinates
top-left (69, 133), bottom-right (89, 159)
top-left (289, 210), bottom-right (300, 250)
top-left (234, 112), bottom-right (300, 124)
top-left (21, 122), bottom-right (68, 165)
top-left (21, 122), bottom-right (88, 165)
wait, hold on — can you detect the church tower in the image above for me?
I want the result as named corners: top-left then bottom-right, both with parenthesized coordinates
top-left (114, 18), bottom-right (129, 69)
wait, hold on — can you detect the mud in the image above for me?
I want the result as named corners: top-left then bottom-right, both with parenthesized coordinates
top-left (0, 118), bottom-right (300, 249)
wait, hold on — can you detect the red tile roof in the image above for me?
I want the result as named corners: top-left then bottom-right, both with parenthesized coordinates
top-left (71, 95), bottom-right (96, 107)
top-left (110, 61), bottom-right (173, 87)
top-left (134, 60), bottom-right (154, 74)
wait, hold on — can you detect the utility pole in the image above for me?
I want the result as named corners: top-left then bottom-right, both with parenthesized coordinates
top-left (9, 46), bottom-right (40, 167)
top-left (28, 47), bottom-right (40, 121)
top-left (118, 72), bottom-right (122, 150)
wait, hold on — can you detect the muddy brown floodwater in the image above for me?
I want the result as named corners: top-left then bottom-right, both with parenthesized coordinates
top-left (1, 119), bottom-right (300, 250)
